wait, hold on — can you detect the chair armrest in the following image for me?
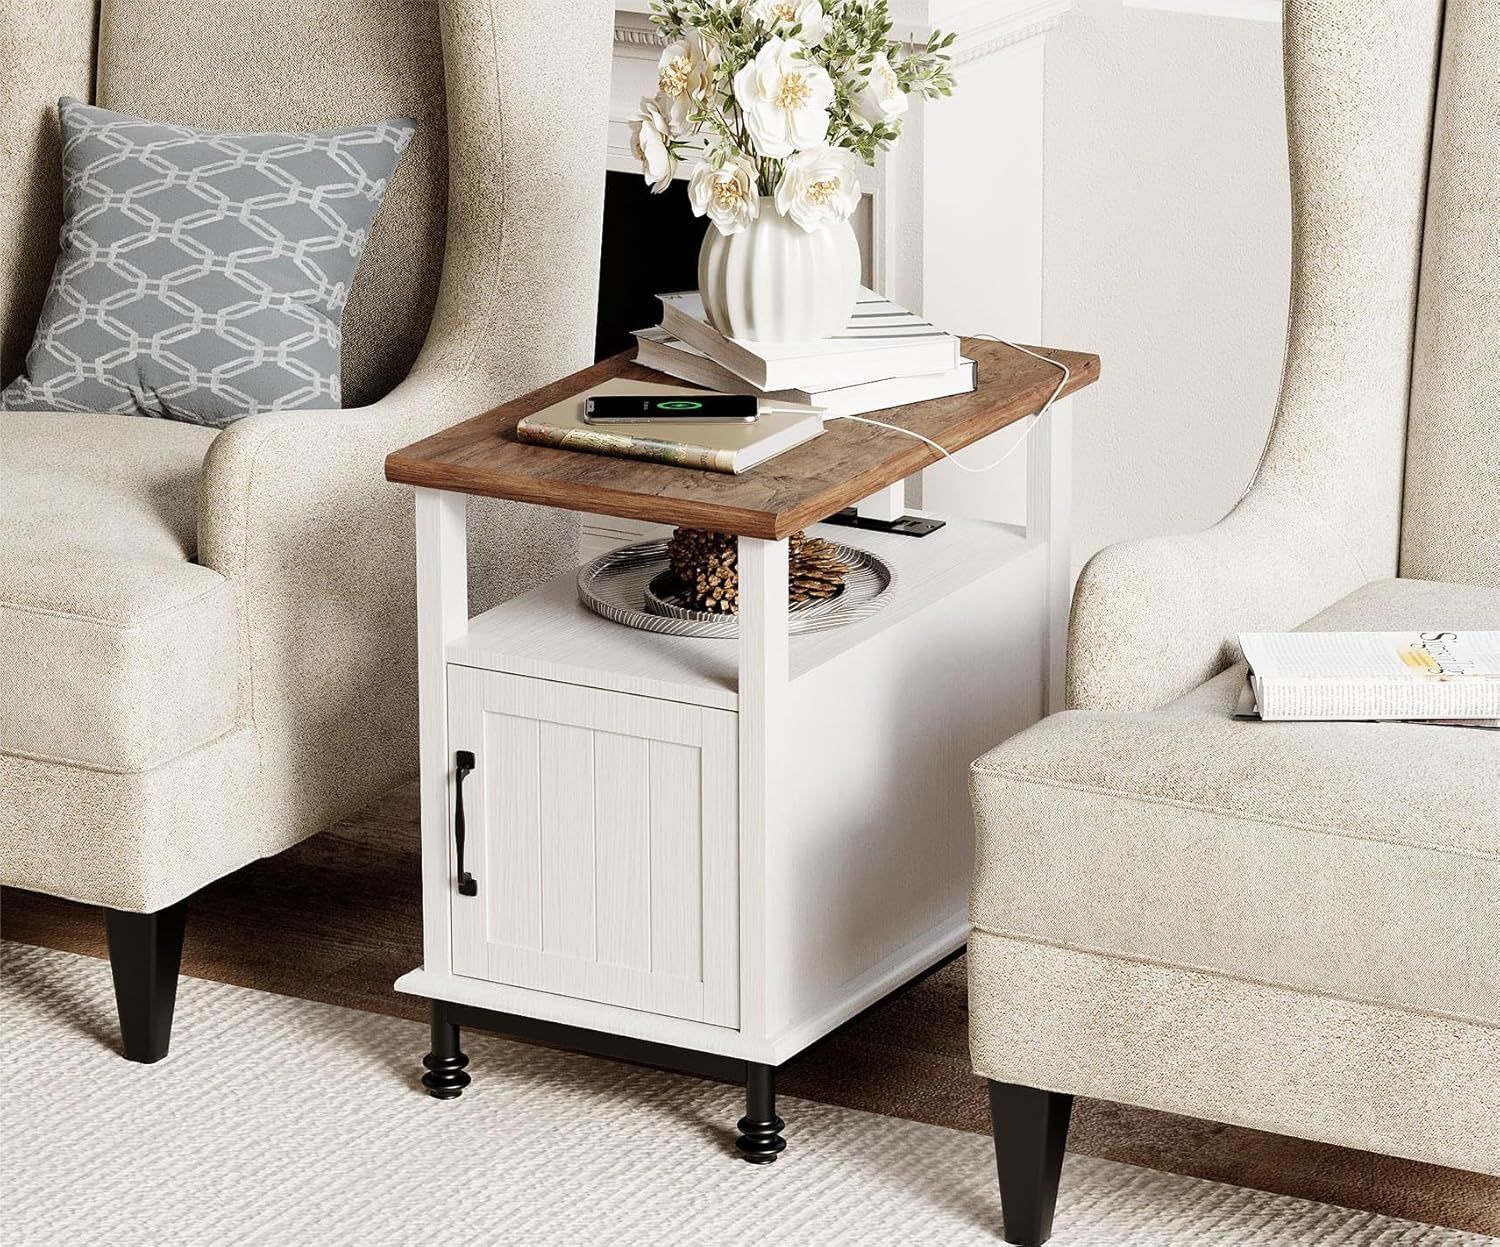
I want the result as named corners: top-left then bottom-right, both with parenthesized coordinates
top-left (193, 369), bottom-right (577, 845)
top-left (1066, 483), bottom-right (1375, 712)
top-left (196, 375), bottom-right (450, 581)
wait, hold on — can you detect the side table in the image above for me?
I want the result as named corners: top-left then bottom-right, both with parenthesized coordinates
top-left (384, 338), bottom-right (1099, 1161)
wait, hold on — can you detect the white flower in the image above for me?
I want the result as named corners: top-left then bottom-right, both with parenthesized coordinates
top-left (688, 154), bottom-right (760, 235)
top-left (774, 146), bottom-right (861, 232)
top-left (656, 30), bottom-right (711, 132)
top-left (629, 97), bottom-right (676, 193)
top-left (853, 51), bottom-right (908, 128)
top-left (732, 37), bottom-right (833, 159)
top-left (749, 0), bottom-right (830, 46)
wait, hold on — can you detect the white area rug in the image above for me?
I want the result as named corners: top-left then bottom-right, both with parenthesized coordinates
top-left (0, 942), bottom-right (1484, 1246)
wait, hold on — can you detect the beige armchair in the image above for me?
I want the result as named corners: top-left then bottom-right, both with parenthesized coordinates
top-left (967, 1), bottom-right (1499, 1241)
top-left (0, 0), bottom-right (610, 1061)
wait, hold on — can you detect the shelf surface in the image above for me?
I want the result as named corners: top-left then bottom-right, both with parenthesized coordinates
top-left (385, 339), bottom-right (1099, 539)
top-left (448, 515), bottom-right (1041, 708)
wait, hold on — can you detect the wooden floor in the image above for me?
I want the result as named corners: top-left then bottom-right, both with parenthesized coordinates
top-left (4, 779), bottom-right (1495, 1237)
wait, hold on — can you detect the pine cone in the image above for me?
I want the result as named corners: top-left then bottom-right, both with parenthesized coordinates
top-left (667, 527), bottom-right (735, 582)
top-left (788, 532), bottom-right (851, 605)
top-left (666, 528), bottom-right (849, 614)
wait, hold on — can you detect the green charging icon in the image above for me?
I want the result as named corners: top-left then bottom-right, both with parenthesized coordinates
top-left (655, 400), bottom-right (704, 410)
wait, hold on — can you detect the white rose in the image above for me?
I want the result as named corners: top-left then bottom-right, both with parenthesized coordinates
top-left (656, 30), bottom-right (711, 132)
top-left (774, 146), bottom-right (862, 232)
top-left (732, 37), bottom-right (833, 159)
top-left (853, 51), bottom-right (908, 128)
top-left (748, 0), bottom-right (829, 46)
top-left (629, 97), bottom-right (676, 193)
top-left (688, 155), bottom-right (761, 236)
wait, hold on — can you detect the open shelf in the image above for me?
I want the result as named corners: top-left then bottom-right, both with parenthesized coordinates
top-left (448, 515), bottom-right (1040, 709)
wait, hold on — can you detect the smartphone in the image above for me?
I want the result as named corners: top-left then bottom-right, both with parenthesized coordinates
top-left (584, 393), bottom-right (758, 424)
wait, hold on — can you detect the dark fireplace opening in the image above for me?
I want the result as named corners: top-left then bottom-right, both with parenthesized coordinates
top-left (595, 171), bottom-right (711, 362)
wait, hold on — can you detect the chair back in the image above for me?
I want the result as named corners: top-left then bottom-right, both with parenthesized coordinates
top-left (0, 1), bottom-right (96, 385)
top-left (1223, 1), bottom-right (1500, 589)
top-left (2, 0), bottom-right (452, 407)
top-left (1251, 2), bottom-right (1440, 583)
top-left (93, 0), bottom-right (451, 408)
top-left (1398, 1), bottom-right (1500, 587)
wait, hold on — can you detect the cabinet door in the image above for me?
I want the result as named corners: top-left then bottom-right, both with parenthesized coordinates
top-left (446, 667), bottom-right (739, 1027)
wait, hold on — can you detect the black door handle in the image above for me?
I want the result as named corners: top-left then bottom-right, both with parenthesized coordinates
top-left (454, 750), bottom-right (477, 897)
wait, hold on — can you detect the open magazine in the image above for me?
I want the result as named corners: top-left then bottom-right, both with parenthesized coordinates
top-left (1236, 631), bottom-right (1500, 726)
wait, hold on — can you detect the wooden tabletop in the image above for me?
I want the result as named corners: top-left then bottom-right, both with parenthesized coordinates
top-left (385, 337), bottom-right (1100, 540)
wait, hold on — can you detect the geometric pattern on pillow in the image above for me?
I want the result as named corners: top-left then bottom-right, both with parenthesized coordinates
top-left (0, 99), bottom-right (414, 427)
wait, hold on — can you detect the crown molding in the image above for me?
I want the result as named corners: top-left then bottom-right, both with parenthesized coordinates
top-left (943, 2), bottom-right (1073, 63)
top-left (613, 1), bottom-right (1072, 61)
top-left (614, 10), bottom-right (666, 56)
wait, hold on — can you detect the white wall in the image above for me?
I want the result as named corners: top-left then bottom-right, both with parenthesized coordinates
top-left (1042, 0), bottom-right (1290, 567)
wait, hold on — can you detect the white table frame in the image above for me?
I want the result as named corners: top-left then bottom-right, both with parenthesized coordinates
top-left (399, 395), bottom-right (1072, 1156)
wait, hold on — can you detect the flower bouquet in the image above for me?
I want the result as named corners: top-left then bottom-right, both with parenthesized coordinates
top-left (631, 0), bottom-right (955, 342)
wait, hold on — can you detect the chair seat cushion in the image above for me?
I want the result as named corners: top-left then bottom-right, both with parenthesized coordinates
top-left (0, 411), bottom-right (240, 770)
top-left (970, 577), bottom-right (1500, 1028)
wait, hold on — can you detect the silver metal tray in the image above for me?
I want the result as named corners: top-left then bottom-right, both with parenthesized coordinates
top-left (577, 539), bottom-right (894, 639)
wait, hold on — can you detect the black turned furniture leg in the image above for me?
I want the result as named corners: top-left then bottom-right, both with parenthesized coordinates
top-left (988, 1081), bottom-right (1073, 1246)
top-left (736, 1062), bottom-right (786, 1163)
top-left (422, 1001), bottom-right (471, 1099)
top-left (103, 901), bottom-right (188, 1064)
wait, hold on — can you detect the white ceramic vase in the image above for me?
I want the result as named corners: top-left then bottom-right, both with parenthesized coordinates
top-left (698, 198), bottom-right (860, 343)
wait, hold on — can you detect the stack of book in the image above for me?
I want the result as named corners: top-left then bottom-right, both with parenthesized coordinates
top-left (636, 287), bottom-right (974, 416)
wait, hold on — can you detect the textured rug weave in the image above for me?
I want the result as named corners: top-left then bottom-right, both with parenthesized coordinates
top-left (0, 943), bottom-right (1486, 1246)
top-left (10, 786), bottom-right (1496, 1236)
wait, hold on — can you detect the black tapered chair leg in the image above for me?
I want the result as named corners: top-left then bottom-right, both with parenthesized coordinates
top-left (103, 901), bottom-right (188, 1064)
top-left (988, 1080), bottom-right (1073, 1246)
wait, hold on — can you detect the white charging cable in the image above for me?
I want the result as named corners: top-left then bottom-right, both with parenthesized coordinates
top-left (822, 336), bottom-right (1070, 473)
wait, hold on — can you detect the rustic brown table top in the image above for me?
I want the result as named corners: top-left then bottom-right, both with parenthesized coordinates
top-left (385, 337), bottom-right (1100, 540)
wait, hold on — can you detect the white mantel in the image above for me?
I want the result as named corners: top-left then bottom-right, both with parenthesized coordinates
top-left (596, 1), bottom-right (1073, 553)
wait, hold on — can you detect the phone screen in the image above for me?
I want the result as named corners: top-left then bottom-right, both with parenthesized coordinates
top-left (584, 394), bottom-right (759, 423)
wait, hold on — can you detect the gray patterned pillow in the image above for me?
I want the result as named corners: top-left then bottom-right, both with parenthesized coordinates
top-left (0, 98), bottom-right (414, 427)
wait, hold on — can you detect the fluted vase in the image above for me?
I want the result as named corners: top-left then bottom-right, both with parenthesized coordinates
top-left (698, 198), bottom-right (860, 343)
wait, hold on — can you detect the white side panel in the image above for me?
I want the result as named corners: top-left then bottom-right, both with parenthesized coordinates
top-left (762, 544), bottom-right (1048, 1042)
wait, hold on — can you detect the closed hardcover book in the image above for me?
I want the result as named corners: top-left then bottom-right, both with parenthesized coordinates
top-left (633, 327), bottom-right (977, 416)
top-left (515, 378), bottom-right (823, 475)
top-left (657, 289), bottom-right (960, 391)
top-left (1239, 630), bottom-right (1500, 722)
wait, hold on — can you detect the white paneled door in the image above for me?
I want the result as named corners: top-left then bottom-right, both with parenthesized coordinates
top-left (446, 668), bottom-right (740, 1027)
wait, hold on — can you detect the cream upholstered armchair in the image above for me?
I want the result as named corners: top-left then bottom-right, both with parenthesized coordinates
top-left (0, 1), bottom-right (609, 1061)
top-left (967, 1), bottom-right (1498, 1242)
